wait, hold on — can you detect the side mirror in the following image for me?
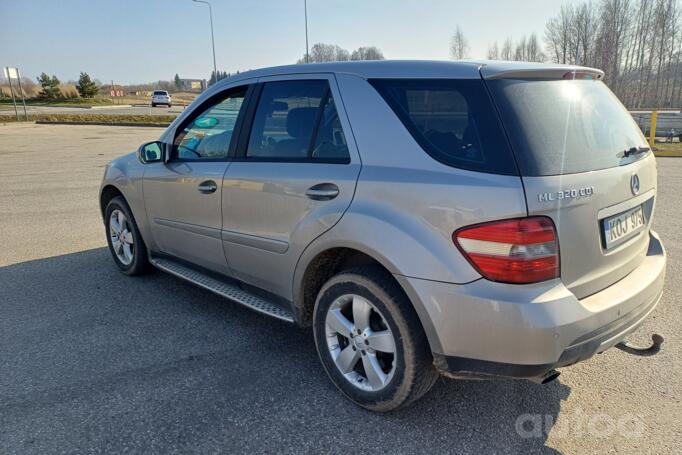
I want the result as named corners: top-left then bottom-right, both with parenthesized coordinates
top-left (138, 141), bottom-right (164, 163)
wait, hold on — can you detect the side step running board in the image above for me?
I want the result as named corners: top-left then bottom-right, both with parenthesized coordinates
top-left (150, 257), bottom-right (294, 323)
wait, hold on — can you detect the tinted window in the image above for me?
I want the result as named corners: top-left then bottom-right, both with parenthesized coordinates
top-left (153, 91), bottom-right (167, 96)
top-left (370, 79), bottom-right (517, 175)
top-left (173, 87), bottom-right (246, 160)
top-left (246, 80), bottom-right (348, 161)
top-left (489, 79), bottom-right (650, 176)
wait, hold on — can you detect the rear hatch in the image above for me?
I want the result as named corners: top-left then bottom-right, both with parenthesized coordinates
top-left (483, 67), bottom-right (656, 299)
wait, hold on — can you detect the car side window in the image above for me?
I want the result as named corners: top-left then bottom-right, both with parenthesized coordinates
top-left (311, 94), bottom-right (350, 160)
top-left (246, 80), bottom-right (349, 162)
top-left (173, 87), bottom-right (247, 160)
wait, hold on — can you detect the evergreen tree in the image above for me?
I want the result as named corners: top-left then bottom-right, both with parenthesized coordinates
top-left (76, 72), bottom-right (98, 98)
top-left (37, 73), bottom-right (61, 99)
top-left (174, 73), bottom-right (182, 90)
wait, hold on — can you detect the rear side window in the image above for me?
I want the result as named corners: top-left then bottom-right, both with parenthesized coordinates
top-left (488, 79), bottom-right (650, 176)
top-left (370, 79), bottom-right (517, 175)
top-left (246, 80), bottom-right (350, 162)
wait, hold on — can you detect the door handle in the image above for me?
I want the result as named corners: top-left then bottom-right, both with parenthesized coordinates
top-left (197, 180), bottom-right (218, 193)
top-left (305, 183), bottom-right (339, 201)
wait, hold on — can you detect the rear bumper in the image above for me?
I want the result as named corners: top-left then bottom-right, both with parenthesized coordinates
top-left (396, 231), bottom-right (666, 380)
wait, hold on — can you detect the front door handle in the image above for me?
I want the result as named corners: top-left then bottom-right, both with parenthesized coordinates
top-left (197, 180), bottom-right (218, 193)
top-left (305, 183), bottom-right (339, 201)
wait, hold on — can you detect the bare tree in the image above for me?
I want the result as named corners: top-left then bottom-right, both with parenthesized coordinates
top-left (595, 0), bottom-right (633, 92)
top-left (297, 43), bottom-right (357, 63)
top-left (448, 0), bottom-right (682, 108)
top-left (350, 46), bottom-right (385, 60)
top-left (545, 4), bottom-right (575, 63)
top-left (526, 33), bottom-right (546, 61)
top-left (501, 37), bottom-right (514, 60)
top-left (574, 2), bottom-right (599, 65)
top-left (487, 41), bottom-right (500, 60)
top-left (450, 25), bottom-right (470, 59)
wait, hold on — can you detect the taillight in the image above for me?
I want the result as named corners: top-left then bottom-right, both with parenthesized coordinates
top-left (453, 217), bottom-right (560, 284)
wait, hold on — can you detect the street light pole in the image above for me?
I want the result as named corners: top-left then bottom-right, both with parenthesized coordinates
top-left (192, 0), bottom-right (217, 83)
top-left (304, 0), bottom-right (310, 63)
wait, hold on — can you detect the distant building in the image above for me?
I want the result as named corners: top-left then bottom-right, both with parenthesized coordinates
top-left (179, 78), bottom-right (206, 92)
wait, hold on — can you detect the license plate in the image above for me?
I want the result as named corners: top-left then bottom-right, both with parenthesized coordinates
top-left (602, 205), bottom-right (646, 249)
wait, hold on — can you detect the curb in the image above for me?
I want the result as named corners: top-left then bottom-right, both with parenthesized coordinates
top-left (35, 121), bottom-right (169, 127)
top-left (87, 104), bottom-right (133, 110)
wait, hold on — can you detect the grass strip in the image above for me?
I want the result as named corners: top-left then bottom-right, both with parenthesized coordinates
top-left (0, 113), bottom-right (175, 126)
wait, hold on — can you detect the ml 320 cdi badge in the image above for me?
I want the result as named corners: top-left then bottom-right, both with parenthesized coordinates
top-left (100, 61), bottom-right (665, 411)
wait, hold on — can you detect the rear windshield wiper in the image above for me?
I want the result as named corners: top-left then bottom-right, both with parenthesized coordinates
top-left (622, 146), bottom-right (651, 158)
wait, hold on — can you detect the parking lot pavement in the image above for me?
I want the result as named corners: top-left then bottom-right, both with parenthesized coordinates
top-left (1, 123), bottom-right (680, 454)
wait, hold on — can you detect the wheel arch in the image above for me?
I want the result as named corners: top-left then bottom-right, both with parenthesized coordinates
top-left (292, 241), bottom-right (442, 353)
top-left (100, 184), bottom-right (125, 220)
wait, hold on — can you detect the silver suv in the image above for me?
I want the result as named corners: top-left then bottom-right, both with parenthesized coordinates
top-left (100, 61), bottom-right (666, 411)
top-left (151, 90), bottom-right (172, 107)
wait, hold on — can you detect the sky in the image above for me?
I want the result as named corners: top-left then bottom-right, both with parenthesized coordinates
top-left (1, 0), bottom-right (574, 84)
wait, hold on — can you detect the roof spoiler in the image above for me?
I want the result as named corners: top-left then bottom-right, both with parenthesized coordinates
top-left (480, 65), bottom-right (604, 81)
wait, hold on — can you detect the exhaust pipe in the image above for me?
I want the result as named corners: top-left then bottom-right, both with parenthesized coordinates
top-left (529, 369), bottom-right (560, 384)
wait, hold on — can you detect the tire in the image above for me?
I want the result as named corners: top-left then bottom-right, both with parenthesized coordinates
top-left (151, 103), bottom-right (156, 107)
top-left (313, 266), bottom-right (438, 412)
top-left (104, 196), bottom-right (151, 276)
top-left (168, 104), bottom-right (172, 108)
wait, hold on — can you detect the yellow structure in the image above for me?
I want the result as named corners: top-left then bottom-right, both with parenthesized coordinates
top-left (649, 110), bottom-right (658, 147)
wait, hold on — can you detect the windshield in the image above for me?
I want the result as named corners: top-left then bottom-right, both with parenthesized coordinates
top-left (488, 79), bottom-right (649, 176)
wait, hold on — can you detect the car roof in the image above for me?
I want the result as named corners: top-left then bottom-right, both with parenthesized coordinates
top-left (214, 60), bottom-right (604, 88)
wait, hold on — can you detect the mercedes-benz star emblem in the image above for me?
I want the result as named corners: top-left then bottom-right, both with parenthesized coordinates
top-left (631, 174), bottom-right (640, 196)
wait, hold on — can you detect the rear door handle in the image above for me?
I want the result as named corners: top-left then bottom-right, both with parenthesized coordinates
top-left (197, 180), bottom-right (218, 193)
top-left (305, 183), bottom-right (339, 201)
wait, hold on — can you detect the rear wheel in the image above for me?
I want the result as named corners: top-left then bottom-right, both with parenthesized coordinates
top-left (104, 196), bottom-right (151, 275)
top-left (313, 266), bottom-right (438, 412)
top-left (151, 103), bottom-right (156, 107)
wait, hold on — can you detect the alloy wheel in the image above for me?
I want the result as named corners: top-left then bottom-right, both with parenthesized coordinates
top-left (109, 209), bottom-right (134, 266)
top-left (324, 294), bottom-right (397, 391)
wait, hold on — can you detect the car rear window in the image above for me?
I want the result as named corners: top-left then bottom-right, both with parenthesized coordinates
top-left (488, 79), bottom-right (650, 176)
top-left (153, 91), bottom-right (168, 96)
top-left (369, 79), bottom-right (518, 175)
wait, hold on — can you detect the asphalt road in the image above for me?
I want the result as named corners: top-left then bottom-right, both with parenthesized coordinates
top-left (0, 104), bottom-right (185, 116)
top-left (1, 123), bottom-right (680, 454)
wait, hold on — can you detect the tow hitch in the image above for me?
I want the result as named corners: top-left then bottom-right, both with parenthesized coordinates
top-left (614, 334), bottom-right (664, 357)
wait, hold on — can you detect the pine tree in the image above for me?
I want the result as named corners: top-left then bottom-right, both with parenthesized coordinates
top-left (174, 73), bottom-right (182, 89)
top-left (76, 72), bottom-right (98, 98)
top-left (37, 73), bottom-right (61, 99)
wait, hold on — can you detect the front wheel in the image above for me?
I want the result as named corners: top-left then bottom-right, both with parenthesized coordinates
top-left (313, 266), bottom-right (438, 412)
top-left (104, 196), bottom-right (151, 275)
